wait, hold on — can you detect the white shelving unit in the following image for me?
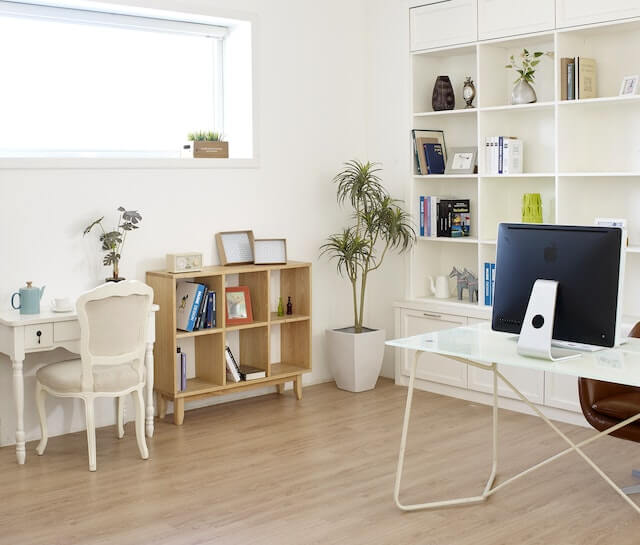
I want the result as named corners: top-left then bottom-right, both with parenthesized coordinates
top-left (399, 6), bottom-right (640, 426)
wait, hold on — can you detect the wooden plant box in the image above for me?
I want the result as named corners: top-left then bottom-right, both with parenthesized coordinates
top-left (183, 141), bottom-right (229, 158)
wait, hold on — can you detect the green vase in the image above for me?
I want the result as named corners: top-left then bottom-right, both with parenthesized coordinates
top-left (522, 193), bottom-right (543, 223)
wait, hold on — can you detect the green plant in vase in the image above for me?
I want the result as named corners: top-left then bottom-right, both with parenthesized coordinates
top-left (84, 206), bottom-right (143, 282)
top-left (505, 48), bottom-right (552, 105)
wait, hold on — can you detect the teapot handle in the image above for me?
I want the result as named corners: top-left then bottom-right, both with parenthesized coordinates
top-left (11, 292), bottom-right (20, 310)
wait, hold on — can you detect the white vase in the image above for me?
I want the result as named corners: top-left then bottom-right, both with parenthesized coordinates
top-left (511, 79), bottom-right (537, 105)
top-left (326, 327), bottom-right (386, 392)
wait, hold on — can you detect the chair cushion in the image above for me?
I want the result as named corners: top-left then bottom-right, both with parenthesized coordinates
top-left (36, 359), bottom-right (140, 393)
top-left (593, 392), bottom-right (640, 421)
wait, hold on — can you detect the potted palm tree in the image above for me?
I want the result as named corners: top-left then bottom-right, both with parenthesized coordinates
top-left (322, 160), bottom-right (415, 392)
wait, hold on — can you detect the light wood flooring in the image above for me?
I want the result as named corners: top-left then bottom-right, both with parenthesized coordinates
top-left (1, 378), bottom-right (639, 545)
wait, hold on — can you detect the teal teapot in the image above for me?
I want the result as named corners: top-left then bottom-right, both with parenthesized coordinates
top-left (11, 281), bottom-right (46, 315)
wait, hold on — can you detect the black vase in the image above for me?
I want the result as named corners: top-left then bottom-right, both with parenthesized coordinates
top-left (432, 76), bottom-right (455, 111)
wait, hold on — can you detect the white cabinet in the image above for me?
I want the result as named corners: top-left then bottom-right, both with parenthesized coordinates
top-left (410, 0), bottom-right (477, 51)
top-left (544, 372), bottom-right (581, 412)
top-left (557, 0), bottom-right (640, 28)
top-left (478, 0), bottom-right (555, 40)
top-left (400, 309), bottom-right (468, 388)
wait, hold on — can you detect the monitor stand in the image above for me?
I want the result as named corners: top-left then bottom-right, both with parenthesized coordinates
top-left (517, 279), bottom-right (581, 361)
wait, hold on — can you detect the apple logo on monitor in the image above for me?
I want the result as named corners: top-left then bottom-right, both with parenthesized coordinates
top-left (544, 245), bottom-right (558, 263)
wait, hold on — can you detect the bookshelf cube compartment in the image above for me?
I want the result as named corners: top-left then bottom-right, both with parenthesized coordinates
top-left (239, 325), bottom-right (269, 374)
top-left (199, 274), bottom-right (224, 328)
top-left (280, 266), bottom-right (311, 318)
top-left (235, 270), bottom-right (269, 323)
top-left (194, 331), bottom-right (225, 388)
top-left (412, 46), bottom-right (477, 113)
top-left (478, 34), bottom-right (554, 108)
top-left (280, 319), bottom-right (311, 370)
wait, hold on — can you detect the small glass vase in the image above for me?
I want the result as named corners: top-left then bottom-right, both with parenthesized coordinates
top-left (511, 79), bottom-right (537, 105)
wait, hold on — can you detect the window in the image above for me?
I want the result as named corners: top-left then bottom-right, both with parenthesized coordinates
top-left (0, 1), bottom-right (253, 159)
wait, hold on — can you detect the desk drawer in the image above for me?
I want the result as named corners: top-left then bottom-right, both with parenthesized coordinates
top-left (24, 324), bottom-right (53, 349)
top-left (54, 321), bottom-right (80, 342)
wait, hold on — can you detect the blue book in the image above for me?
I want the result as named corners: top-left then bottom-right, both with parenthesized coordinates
top-left (424, 143), bottom-right (445, 174)
top-left (205, 291), bottom-right (215, 328)
top-left (176, 282), bottom-right (205, 332)
top-left (491, 263), bottom-right (496, 305)
top-left (419, 196), bottom-right (425, 236)
top-left (186, 284), bottom-right (205, 331)
top-left (484, 263), bottom-right (491, 306)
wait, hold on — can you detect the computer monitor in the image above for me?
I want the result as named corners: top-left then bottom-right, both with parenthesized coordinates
top-left (492, 223), bottom-right (625, 358)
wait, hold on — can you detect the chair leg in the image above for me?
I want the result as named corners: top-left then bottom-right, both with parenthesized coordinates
top-left (117, 396), bottom-right (125, 439)
top-left (84, 397), bottom-right (97, 472)
top-left (35, 382), bottom-right (48, 456)
top-left (133, 388), bottom-right (149, 460)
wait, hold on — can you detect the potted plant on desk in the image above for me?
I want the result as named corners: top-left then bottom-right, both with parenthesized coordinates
top-left (321, 160), bottom-right (415, 392)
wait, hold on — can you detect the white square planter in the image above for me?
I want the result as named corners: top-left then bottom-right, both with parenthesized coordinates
top-left (326, 327), bottom-right (386, 392)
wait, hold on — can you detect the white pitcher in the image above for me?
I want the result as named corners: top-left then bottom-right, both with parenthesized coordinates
top-left (428, 276), bottom-right (450, 299)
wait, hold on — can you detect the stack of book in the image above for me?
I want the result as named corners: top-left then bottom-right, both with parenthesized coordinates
top-left (225, 346), bottom-right (266, 383)
top-left (484, 137), bottom-right (523, 175)
top-left (419, 197), bottom-right (471, 238)
top-left (176, 282), bottom-right (216, 332)
top-left (560, 57), bottom-right (596, 100)
top-left (484, 262), bottom-right (496, 306)
top-left (412, 131), bottom-right (446, 175)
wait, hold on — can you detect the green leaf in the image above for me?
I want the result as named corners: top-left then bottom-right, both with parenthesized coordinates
top-left (534, 51), bottom-right (543, 57)
top-left (83, 217), bottom-right (104, 236)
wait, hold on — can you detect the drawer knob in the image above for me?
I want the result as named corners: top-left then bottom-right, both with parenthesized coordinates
top-left (36, 330), bottom-right (42, 344)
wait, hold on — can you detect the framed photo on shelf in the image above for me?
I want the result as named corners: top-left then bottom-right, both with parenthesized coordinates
top-left (444, 146), bottom-right (477, 175)
top-left (216, 230), bottom-right (255, 265)
top-left (253, 238), bottom-right (287, 265)
top-left (619, 75), bottom-right (639, 96)
top-left (225, 286), bottom-right (253, 325)
top-left (411, 129), bottom-right (447, 174)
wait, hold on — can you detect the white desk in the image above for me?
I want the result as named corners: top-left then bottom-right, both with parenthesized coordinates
top-left (0, 305), bottom-right (158, 464)
top-left (387, 322), bottom-right (640, 515)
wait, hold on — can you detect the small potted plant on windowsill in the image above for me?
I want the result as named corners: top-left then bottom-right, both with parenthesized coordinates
top-left (182, 131), bottom-right (229, 158)
top-left (84, 206), bottom-right (143, 283)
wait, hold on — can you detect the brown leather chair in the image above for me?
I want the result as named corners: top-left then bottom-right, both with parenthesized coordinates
top-left (578, 323), bottom-right (640, 494)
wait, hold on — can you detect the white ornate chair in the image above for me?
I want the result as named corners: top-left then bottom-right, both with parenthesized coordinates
top-left (35, 281), bottom-right (153, 471)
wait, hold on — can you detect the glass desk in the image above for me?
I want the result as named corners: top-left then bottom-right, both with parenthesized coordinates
top-left (387, 322), bottom-right (640, 515)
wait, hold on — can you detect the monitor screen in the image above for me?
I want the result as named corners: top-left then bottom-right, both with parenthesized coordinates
top-left (491, 223), bottom-right (623, 348)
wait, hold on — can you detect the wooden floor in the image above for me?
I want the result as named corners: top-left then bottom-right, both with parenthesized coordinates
top-left (1, 379), bottom-right (639, 545)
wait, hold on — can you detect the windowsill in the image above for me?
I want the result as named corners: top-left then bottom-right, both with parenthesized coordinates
top-left (0, 157), bottom-right (259, 170)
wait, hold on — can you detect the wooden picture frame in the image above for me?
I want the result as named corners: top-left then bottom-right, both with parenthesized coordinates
top-left (216, 231), bottom-right (255, 265)
top-left (225, 286), bottom-right (253, 325)
top-left (445, 146), bottom-right (477, 175)
top-left (253, 238), bottom-right (288, 265)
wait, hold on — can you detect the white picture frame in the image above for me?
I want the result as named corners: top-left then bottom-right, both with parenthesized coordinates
top-left (216, 231), bottom-right (255, 265)
top-left (619, 75), bottom-right (639, 96)
top-left (444, 146), bottom-right (477, 175)
top-left (253, 239), bottom-right (288, 265)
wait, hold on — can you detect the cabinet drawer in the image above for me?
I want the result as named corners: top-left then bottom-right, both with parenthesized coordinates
top-left (54, 320), bottom-right (80, 342)
top-left (557, 0), bottom-right (640, 28)
top-left (410, 0), bottom-right (477, 51)
top-left (478, 0), bottom-right (555, 40)
top-left (24, 324), bottom-right (53, 349)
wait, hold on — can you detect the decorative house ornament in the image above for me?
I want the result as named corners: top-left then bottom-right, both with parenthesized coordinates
top-left (463, 76), bottom-right (476, 108)
top-left (432, 75), bottom-right (455, 111)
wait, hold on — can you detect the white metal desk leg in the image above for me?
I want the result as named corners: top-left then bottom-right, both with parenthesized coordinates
top-left (483, 363), bottom-right (498, 495)
top-left (394, 350), bottom-right (419, 509)
top-left (145, 342), bottom-right (154, 438)
top-left (12, 359), bottom-right (26, 465)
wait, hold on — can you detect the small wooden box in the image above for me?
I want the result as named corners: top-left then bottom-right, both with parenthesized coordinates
top-left (184, 141), bottom-right (229, 158)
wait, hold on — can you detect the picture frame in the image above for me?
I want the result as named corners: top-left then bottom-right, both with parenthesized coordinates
top-left (444, 146), bottom-right (478, 175)
top-left (225, 286), bottom-right (253, 325)
top-left (216, 231), bottom-right (255, 265)
top-left (253, 238), bottom-right (288, 265)
top-left (412, 129), bottom-right (447, 174)
top-left (619, 75), bottom-right (639, 96)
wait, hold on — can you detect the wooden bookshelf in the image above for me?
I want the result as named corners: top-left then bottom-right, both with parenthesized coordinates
top-left (146, 261), bottom-right (312, 425)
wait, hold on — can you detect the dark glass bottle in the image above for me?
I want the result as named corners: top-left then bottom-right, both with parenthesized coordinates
top-left (286, 296), bottom-right (293, 315)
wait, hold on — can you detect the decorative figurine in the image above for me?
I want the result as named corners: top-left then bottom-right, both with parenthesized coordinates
top-left (286, 296), bottom-right (293, 315)
top-left (463, 76), bottom-right (476, 108)
top-left (463, 268), bottom-right (478, 303)
top-left (449, 266), bottom-right (468, 300)
top-left (277, 296), bottom-right (285, 317)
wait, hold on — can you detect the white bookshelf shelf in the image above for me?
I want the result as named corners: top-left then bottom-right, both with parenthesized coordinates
top-left (480, 101), bottom-right (555, 113)
top-left (627, 247), bottom-right (640, 254)
top-left (414, 108), bottom-right (476, 118)
top-left (558, 95), bottom-right (640, 107)
top-left (414, 174), bottom-right (478, 179)
top-left (558, 172), bottom-right (640, 177)
top-left (418, 237), bottom-right (478, 244)
top-left (480, 173), bottom-right (555, 178)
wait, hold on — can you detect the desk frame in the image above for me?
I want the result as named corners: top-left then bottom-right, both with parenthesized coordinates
top-left (395, 351), bottom-right (640, 515)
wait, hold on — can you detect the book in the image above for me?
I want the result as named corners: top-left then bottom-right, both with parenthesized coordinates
top-left (181, 351), bottom-right (187, 391)
top-left (419, 196), bottom-right (425, 236)
top-left (176, 347), bottom-right (184, 392)
top-left (176, 282), bottom-right (205, 331)
top-left (424, 142), bottom-right (445, 174)
top-left (204, 291), bottom-right (216, 329)
top-left (416, 136), bottom-right (438, 174)
top-left (449, 200), bottom-right (470, 238)
top-left (560, 57), bottom-right (572, 100)
top-left (567, 60), bottom-right (575, 100)
top-left (578, 57), bottom-right (596, 99)
top-left (194, 287), bottom-right (208, 330)
top-left (430, 197), bottom-right (437, 237)
top-left (238, 365), bottom-right (266, 380)
top-left (490, 263), bottom-right (496, 305)
top-left (484, 263), bottom-right (491, 306)
top-left (225, 346), bottom-right (241, 382)
top-left (437, 200), bottom-right (452, 237)
top-left (502, 138), bottom-right (523, 174)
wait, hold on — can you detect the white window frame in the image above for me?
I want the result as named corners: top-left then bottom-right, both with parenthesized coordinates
top-left (0, 1), bottom-right (258, 169)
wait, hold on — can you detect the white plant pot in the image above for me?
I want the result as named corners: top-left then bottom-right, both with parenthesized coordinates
top-left (326, 327), bottom-right (386, 392)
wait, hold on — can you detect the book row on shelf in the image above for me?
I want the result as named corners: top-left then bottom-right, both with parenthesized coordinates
top-left (560, 57), bottom-right (596, 101)
top-left (484, 136), bottom-right (523, 175)
top-left (419, 197), bottom-right (470, 238)
top-left (176, 282), bottom-right (216, 332)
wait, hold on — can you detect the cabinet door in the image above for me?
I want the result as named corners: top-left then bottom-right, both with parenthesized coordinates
top-left (478, 0), bottom-right (555, 40)
top-left (544, 372), bottom-right (581, 412)
top-left (400, 309), bottom-right (467, 387)
top-left (466, 318), bottom-right (545, 404)
top-left (410, 0), bottom-right (478, 51)
top-left (557, 0), bottom-right (640, 28)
